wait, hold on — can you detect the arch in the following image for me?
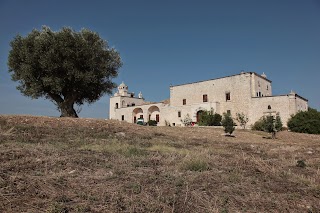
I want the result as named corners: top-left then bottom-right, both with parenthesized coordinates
top-left (148, 106), bottom-right (160, 122)
top-left (196, 110), bottom-right (204, 123)
top-left (133, 108), bottom-right (143, 123)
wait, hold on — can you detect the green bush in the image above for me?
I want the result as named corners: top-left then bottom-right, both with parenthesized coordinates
top-left (198, 111), bottom-right (222, 126)
top-left (147, 120), bottom-right (157, 126)
top-left (252, 114), bottom-right (283, 133)
top-left (221, 112), bottom-right (235, 135)
top-left (251, 117), bottom-right (265, 131)
top-left (287, 108), bottom-right (320, 134)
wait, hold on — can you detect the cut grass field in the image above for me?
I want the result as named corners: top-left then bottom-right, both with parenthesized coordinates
top-left (0, 115), bottom-right (319, 212)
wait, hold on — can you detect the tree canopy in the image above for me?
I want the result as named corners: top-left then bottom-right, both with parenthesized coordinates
top-left (8, 26), bottom-right (122, 117)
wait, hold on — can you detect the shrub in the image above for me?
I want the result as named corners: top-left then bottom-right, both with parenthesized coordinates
top-left (236, 112), bottom-right (249, 129)
top-left (275, 113), bottom-right (283, 131)
top-left (221, 112), bottom-right (235, 135)
top-left (251, 117), bottom-right (265, 131)
top-left (147, 120), bottom-right (157, 126)
top-left (181, 114), bottom-right (193, 126)
top-left (252, 113), bottom-right (283, 132)
top-left (287, 108), bottom-right (320, 134)
top-left (198, 110), bottom-right (222, 126)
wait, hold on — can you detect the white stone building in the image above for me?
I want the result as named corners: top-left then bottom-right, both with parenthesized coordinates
top-left (109, 72), bottom-right (308, 127)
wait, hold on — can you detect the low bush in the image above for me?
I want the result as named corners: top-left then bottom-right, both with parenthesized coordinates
top-left (287, 108), bottom-right (320, 134)
top-left (198, 111), bottom-right (222, 126)
top-left (147, 120), bottom-right (157, 126)
top-left (252, 114), bottom-right (283, 133)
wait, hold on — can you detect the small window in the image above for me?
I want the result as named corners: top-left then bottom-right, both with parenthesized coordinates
top-left (203, 94), bottom-right (208, 102)
top-left (227, 110), bottom-right (231, 114)
top-left (256, 92), bottom-right (258, 97)
top-left (149, 114), bottom-right (151, 120)
top-left (115, 103), bottom-right (119, 109)
top-left (131, 94), bottom-right (134, 97)
top-left (156, 114), bottom-right (159, 122)
top-left (178, 111), bottom-right (181, 117)
top-left (132, 103), bottom-right (135, 106)
top-left (268, 105), bottom-right (271, 110)
top-left (259, 92), bottom-right (261, 97)
top-left (140, 115), bottom-right (143, 119)
top-left (226, 92), bottom-right (230, 101)
top-left (258, 81), bottom-right (260, 87)
top-left (183, 99), bottom-right (186, 105)
top-left (267, 85), bottom-right (269, 90)
top-left (172, 123), bottom-right (176, 126)
top-left (121, 115), bottom-right (124, 120)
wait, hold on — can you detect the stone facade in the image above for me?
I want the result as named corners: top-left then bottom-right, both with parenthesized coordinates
top-left (109, 72), bottom-right (308, 127)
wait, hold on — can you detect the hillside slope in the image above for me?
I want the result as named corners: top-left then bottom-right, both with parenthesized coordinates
top-left (0, 115), bottom-right (319, 212)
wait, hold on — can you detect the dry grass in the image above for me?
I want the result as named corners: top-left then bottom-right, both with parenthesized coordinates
top-left (0, 115), bottom-right (319, 212)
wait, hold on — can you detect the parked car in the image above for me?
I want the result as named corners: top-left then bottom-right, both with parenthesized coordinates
top-left (136, 118), bottom-right (145, 125)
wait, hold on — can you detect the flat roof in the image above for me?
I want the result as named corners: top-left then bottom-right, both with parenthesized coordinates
top-left (170, 72), bottom-right (272, 87)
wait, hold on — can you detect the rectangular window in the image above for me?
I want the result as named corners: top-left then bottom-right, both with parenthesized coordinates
top-left (121, 115), bottom-right (124, 121)
top-left (227, 110), bottom-right (231, 114)
top-left (226, 92), bottom-right (230, 101)
top-left (156, 114), bottom-right (159, 122)
top-left (140, 115), bottom-right (143, 119)
top-left (178, 111), bottom-right (181, 117)
top-left (203, 94), bottom-right (208, 102)
top-left (183, 99), bottom-right (186, 105)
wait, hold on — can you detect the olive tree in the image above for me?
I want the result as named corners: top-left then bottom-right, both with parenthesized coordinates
top-left (8, 26), bottom-right (122, 117)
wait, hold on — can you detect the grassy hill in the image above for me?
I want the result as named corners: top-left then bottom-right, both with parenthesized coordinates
top-left (0, 115), bottom-right (319, 212)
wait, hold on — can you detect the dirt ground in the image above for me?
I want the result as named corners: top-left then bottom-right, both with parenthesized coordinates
top-left (0, 115), bottom-right (319, 212)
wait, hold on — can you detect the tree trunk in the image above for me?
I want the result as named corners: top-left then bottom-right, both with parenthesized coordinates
top-left (59, 101), bottom-right (78, 118)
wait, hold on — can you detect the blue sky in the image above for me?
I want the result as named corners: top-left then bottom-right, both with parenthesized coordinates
top-left (0, 0), bottom-right (319, 118)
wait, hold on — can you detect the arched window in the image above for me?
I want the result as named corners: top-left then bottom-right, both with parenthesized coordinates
top-left (268, 105), bottom-right (271, 110)
top-left (115, 103), bottom-right (118, 109)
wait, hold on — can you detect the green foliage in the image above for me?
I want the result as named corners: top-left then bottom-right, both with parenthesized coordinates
top-left (287, 108), bottom-right (320, 134)
top-left (252, 113), bottom-right (283, 133)
top-left (198, 110), bottom-right (222, 126)
top-left (221, 112), bottom-right (235, 135)
top-left (235, 112), bottom-right (249, 129)
top-left (275, 113), bottom-right (283, 131)
top-left (263, 116), bottom-right (275, 133)
top-left (147, 120), bottom-right (157, 126)
top-left (181, 114), bottom-right (193, 126)
top-left (8, 26), bottom-right (122, 117)
top-left (251, 118), bottom-right (265, 131)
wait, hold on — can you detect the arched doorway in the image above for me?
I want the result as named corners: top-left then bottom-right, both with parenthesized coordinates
top-left (196, 110), bottom-right (204, 123)
top-left (148, 106), bottom-right (160, 122)
top-left (132, 108), bottom-right (143, 123)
